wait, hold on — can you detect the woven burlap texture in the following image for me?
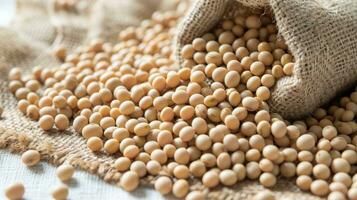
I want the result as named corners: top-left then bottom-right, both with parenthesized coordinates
top-left (0, 0), bottom-right (329, 199)
top-left (175, 0), bottom-right (357, 120)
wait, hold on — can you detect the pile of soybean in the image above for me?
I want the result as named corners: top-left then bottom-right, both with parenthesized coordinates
top-left (6, 7), bottom-right (357, 200)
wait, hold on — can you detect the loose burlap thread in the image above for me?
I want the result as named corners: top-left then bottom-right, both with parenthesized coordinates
top-left (175, 0), bottom-right (357, 120)
top-left (0, 0), bottom-right (348, 199)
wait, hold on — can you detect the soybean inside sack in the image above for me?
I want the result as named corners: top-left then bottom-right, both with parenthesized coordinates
top-left (175, 0), bottom-right (357, 120)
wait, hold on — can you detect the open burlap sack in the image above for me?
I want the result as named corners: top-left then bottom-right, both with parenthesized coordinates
top-left (0, 0), bottom-right (331, 199)
top-left (175, 0), bottom-right (357, 120)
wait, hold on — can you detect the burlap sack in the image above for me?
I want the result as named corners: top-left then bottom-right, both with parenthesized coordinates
top-left (175, 0), bottom-right (357, 120)
top-left (87, 0), bottom-right (179, 43)
top-left (0, 0), bottom-right (329, 199)
top-left (11, 0), bottom-right (56, 45)
top-left (48, 0), bottom-right (97, 50)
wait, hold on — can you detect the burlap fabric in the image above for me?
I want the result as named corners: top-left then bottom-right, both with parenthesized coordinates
top-left (175, 0), bottom-right (357, 120)
top-left (0, 0), bottom-right (331, 199)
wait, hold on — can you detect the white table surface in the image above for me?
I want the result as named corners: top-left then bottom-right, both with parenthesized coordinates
top-left (0, 150), bottom-right (164, 200)
top-left (0, 1), bottom-right (163, 199)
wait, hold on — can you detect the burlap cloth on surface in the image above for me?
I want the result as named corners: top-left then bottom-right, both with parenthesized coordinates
top-left (1, 0), bottom-right (353, 199)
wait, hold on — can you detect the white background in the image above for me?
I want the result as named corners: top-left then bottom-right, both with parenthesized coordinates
top-left (0, 1), bottom-right (163, 199)
top-left (0, 0), bottom-right (14, 26)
